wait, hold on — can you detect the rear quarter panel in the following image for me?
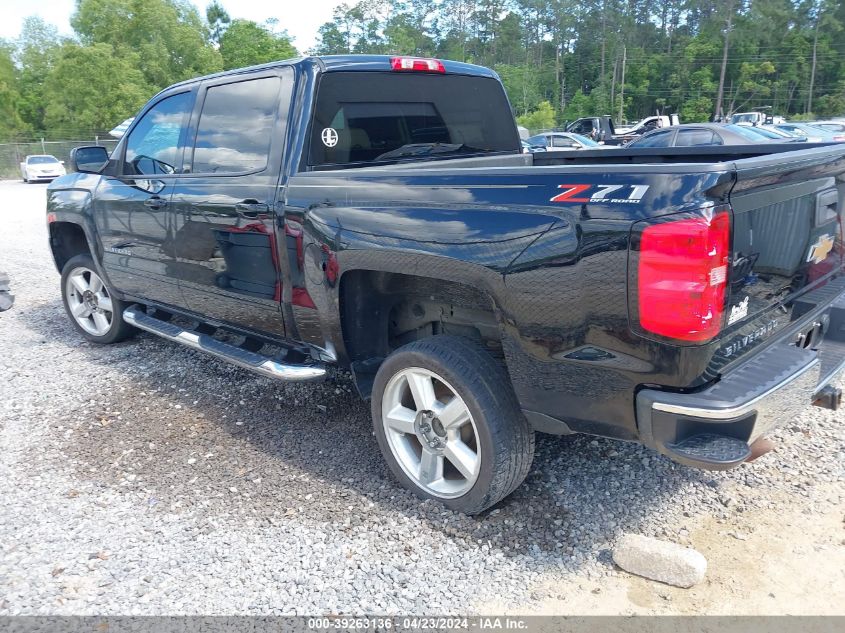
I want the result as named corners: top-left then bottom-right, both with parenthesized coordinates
top-left (284, 162), bottom-right (735, 439)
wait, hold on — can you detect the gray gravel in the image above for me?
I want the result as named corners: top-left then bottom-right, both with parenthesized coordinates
top-left (0, 179), bottom-right (843, 615)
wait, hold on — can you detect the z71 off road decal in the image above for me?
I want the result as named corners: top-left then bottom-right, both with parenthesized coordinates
top-left (550, 184), bottom-right (650, 204)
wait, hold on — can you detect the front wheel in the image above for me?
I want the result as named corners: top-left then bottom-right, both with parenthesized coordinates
top-left (61, 254), bottom-right (136, 344)
top-left (371, 336), bottom-right (534, 515)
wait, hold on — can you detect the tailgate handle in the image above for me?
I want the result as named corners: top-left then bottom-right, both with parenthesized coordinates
top-left (816, 189), bottom-right (838, 225)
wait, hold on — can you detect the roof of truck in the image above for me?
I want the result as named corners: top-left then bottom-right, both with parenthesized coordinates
top-left (164, 55), bottom-right (498, 93)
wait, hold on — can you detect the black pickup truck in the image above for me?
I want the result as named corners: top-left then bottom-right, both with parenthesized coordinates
top-left (47, 55), bottom-right (845, 514)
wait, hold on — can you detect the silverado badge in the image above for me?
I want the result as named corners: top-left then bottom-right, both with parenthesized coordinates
top-left (806, 234), bottom-right (835, 265)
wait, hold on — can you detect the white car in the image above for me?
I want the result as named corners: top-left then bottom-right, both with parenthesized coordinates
top-left (525, 132), bottom-right (607, 151)
top-left (20, 155), bottom-right (66, 182)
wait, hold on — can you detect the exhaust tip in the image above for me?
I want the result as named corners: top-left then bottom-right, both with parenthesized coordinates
top-left (813, 385), bottom-right (842, 411)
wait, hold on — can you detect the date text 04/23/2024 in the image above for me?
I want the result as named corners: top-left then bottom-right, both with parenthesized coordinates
top-left (306, 617), bottom-right (528, 630)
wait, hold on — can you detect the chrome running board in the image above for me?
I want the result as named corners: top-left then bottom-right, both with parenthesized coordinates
top-left (123, 306), bottom-right (327, 382)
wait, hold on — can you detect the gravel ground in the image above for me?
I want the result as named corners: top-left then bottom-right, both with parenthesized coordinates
top-left (0, 179), bottom-right (843, 615)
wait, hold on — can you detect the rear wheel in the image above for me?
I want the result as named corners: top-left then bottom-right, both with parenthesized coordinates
top-left (372, 335), bottom-right (534, 514)
top-left (61, 254), bottom-right (135, 344)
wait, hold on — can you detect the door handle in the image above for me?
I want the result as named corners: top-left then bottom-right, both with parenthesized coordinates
top-left (144, 196), bottom-right (168, 209)
top-left (235, 200), bottom-right (269, 217)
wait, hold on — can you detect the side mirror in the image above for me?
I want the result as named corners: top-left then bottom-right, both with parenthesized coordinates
top-left (69, 146), bottom-right (109, 174)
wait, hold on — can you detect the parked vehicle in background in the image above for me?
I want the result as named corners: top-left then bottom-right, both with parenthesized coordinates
top-left (563, 115), bottom-right (677, 146)
top-left (758, 125), bottom-right (808, 141)
top-left (564, 116), bottom-right (617, 143)
top-left (626, 123), bottom-right (786, 148)
top-left (737, 126), bottom-right (806, 142)
top-left (774, 123), bottom-right (845, 143)
top-left (730, 111), bottom-right (785, 126)
top-left (19, 155), bottom-right (66, 182)
top-left (614, 114), bottom-right (679, 136)
top-left (47, 55), bottom-right (845, 514)
top-left (525, 131), bottom-right (604, 151)
top-left (809, 121), bottom-right (845, 134)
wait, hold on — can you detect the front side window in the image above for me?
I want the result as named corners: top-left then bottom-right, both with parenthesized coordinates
top-left (309, 72), bottom-right (520, 167)
top-left (191, 76), bottom-right (280, 174)
top-left (569, 120), bottom-right (595, 136)
top-left (124, 92), bottom-right (193, 176)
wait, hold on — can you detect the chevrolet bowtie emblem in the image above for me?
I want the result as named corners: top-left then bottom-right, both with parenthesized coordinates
top-left (807, 234), bottom-right (835, 265)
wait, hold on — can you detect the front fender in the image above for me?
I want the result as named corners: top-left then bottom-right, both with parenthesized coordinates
top-left (46, 174), bottom-right (114, 286)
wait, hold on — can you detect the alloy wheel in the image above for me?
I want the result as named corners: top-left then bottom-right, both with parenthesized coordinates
top-left (65, 267), bottom-right (114, 337)
top-left (381, 367), bottom-right (481, 498)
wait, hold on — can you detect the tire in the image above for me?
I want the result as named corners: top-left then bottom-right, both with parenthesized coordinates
top-left (60, 254), bottom-right (136, 344)
top-left (372, 335), bottom-right (535, 514)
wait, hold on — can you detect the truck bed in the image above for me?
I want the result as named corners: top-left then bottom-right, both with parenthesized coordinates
top-left (290, 141), bottom-right (845, 438)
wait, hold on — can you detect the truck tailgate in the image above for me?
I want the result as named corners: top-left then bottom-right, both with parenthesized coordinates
top-left (724, 146), bottom-right (845, 354)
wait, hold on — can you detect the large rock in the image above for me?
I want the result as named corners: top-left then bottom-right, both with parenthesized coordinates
top-left (612, 534), bottom-right (707, 588)
top-left (0, 271), bottom-right (13, 312)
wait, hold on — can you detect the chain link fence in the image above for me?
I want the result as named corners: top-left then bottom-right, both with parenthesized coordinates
top-left (0, 138), bottom-right (119, 179)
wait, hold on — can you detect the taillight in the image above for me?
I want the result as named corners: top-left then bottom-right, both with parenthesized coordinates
top-left (833, 135), bottom-right (845, 142)
top-left (636, 210), bottom-right (731, 342)
top-left (389, 56), bottom-right (446, 73)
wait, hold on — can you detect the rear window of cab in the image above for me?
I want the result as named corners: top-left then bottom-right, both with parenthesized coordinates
top-left (308, 71), bottom-right (520, 168)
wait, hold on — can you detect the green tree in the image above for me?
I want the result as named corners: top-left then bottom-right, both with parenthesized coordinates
top-left (6, 0), bottom-right (839, 136)
top-left (72, 0), bottom-right (222, 89)
top-left (498, 63), bottom-right (542, 115)
top-left (562, 89), bottom-right (594, 120)
top-left (680, 96), bottom-right (713, 122)
top-left (517, 100), bottom-right (556, 131)
top-left (206, 0), bottom-right (231, 45)
top-left (42, 42), bottom-right (150, 135)
top-left (15, 17), bottom-right (62, 132)
top-left (218, 20), bottom-right (298, 70)
top-left (0, 41), bottom-right (25, 139)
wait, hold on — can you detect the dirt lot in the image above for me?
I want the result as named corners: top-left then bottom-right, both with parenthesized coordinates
top-left (0, 179), bottom-right (843, 615)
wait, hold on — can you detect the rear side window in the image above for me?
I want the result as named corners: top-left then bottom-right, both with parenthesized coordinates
top-left (631, 130), bottom-right (674, 148)
top-left (309, 72), bottom-right (520, 167)
top-left (191, 76), bottom-right (280, 174)
top-left (675, 129), bottom-right (720, 147)
top-left (124, 91), bottom-right (193, 176)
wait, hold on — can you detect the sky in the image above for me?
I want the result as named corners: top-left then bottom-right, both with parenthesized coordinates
top-left (0, 0), bottom-right (340, 53)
